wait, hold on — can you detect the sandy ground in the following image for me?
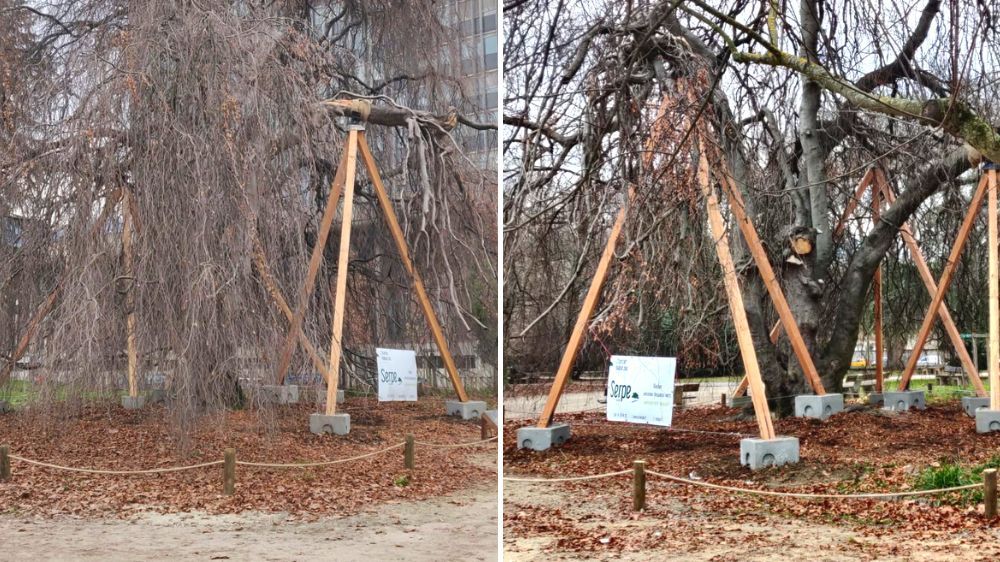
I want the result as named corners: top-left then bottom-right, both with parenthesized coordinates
top-left (503, 479), bottom-right (1000, 561)
top-left (0, 480), bottom-right (498, 561)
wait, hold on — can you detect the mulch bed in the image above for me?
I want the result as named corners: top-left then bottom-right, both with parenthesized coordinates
top-left (504, 400), bottom-right (1000, 553)
top-left (0, 397), bottom-right (496, 519)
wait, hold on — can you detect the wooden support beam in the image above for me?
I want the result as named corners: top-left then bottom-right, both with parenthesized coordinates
top-left (990, 170), bottom-right (1000, 409)
top-left (358, 133), bottom-right (470, 402)
top-left (274, 146), bottom-right (348, 385)
top-left (699, 149), bottom-right (775, 439)
top-left (710, 151), bottom-right (826, 395)
top-left (324, 129), bottom-right (360, 416)
top-left (899, 173), bottom-right (990, 390)
top-left (534, 196), bottom-right (630, 428)
top-left (122, 190), bottom-right (140, 397)
top-left (876, 171), bottom-right (986, 397)
top-left (871, 183), bottom-right (884, 393)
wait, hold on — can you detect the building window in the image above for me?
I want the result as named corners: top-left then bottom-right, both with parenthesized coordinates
top-left (483, 34), bottom-right (497, 71)
top-left (482, 11), bottom-right (496, 33)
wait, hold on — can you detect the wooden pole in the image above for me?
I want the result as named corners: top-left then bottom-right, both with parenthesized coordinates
top-left (985, 468), bottom-right (998, 519)
top-left (711, 151), bottom-right (826, 395)
top-left (358, 134), bottom-right (470, 402)
top-left (632, 460), bottom-right (646, 511)
top-left (989, 170), bottom-right (1000, 409)
top-left (273, 144), bottom-right (349, 385)
top-left (0, 444), bottom-right (10, 481)
top-left (876, 171), bottom-right (987, 397)
top-left (325, 128), bottom-right (360, 416)
top-left (699, 149), bottom-right (775, 439)
top-left (223, 448), bottom-right (236, 496)
top-left (533, 197), bottom-right (631, 428)
top-left (871, 184), bottom-right (884, 393)
top-left (899, 173), bottom-right (990, 390)
top-left (122, 190), bottom-right (139, 398)
top-left (720, 393), bottom-right (727, 407)
top-left (404, 434), bottom-right (415, 470)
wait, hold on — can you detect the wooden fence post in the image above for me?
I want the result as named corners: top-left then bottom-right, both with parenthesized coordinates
top-left (0, 445), bottom-right (10, 481)
top-left (223, 448), bottom-right (236, 496)
top-left (481, 415), bottom-right (489, 440)
top-left (633, 460), bottom-right (646, 512)
top-left (985, 468), bottom-right (997, 519)
top-left (721, 393), bottom-right (727, 407)
top-left (404, 434), bottom-right (415, 470)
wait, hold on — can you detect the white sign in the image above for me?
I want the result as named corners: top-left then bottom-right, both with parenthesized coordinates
top-left (606, 355), bottom-right (676, 426)
top-left (376, 348), bottom-right (418, 402)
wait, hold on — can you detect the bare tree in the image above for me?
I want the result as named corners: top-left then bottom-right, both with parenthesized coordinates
top-left (504, 0), bottom-right (998, 410)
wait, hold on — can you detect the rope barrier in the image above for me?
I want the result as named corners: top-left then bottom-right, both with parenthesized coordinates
top-left (235, 442), bottom-right (405, 468)
top-left (504, 466), bottom-right (981, 499)
top-left (645, 470), bottom-right (980, 499)
top-left (414, 436), bottom-right (498, 448)
top-left (9, 455), bottom-right (223, 475)
top-left (503, 470), bottom-right (633, 483)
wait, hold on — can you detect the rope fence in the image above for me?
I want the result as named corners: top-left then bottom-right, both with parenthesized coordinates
top-left (504, 460), bottom-right (1000, 519)
top-left (0, 433), bottom-right (497, 495)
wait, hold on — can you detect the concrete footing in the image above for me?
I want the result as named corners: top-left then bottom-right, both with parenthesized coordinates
top-left (121, 395), bottom-right (145, 410)
top-left (963, 396), bottom-right (991, 418)
top-left (794, 394), bottom-right (844, 420)
top-left (446, 400), bottom-right (487, 420)
top-left (309, 413), bottom-right (351, 435)
top-left (740, 436), bottom-right (800, 470)
top-left (148, 389), bottom-right (167, 404)
top-left (484, 409), bottom-right (499, 427)
top-left (517, 423), bottom-right (571, 451)
top-left (261, 384), bottom-right (299, 405)
top-left (0, 400), bottom-right (9, 414)
top-left (868, 393), bottom-right (885, 407)
top-left (882, 391), bottom-right (926, 412)
top-left (975, 409), bottom-right (1000, 433)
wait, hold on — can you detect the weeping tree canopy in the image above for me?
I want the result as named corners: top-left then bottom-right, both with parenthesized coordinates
top-left (0, 1), bottom-right (497, 430)
top-left (503, 0), bottom-right (998, 409)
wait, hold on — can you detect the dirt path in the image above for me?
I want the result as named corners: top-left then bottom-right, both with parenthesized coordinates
top-left (0, 482), bottom-right (497, 561)
top-left (504, 479), bottom-right (1000, 561)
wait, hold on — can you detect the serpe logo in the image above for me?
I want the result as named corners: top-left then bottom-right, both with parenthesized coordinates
top-left (379, 368), bottom-right (402, 384)
top-left (608, 380), bottom-right (638, 402)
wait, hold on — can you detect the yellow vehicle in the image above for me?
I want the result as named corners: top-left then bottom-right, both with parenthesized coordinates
top-left (850, 354), bottom-right (868, 369)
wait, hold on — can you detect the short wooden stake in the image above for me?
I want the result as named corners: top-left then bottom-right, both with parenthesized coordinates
top-left (223, 448), bottom-right (236, 496)
top-left (720, 393), bottom-right (727, 407)
top-left (985, 468), bottom-right (997, 519)
top-left (633, 460), bottom-right (646, 512)
top-left (404, 434), bottom-right (415, 470)
top-left (0, 444), bottom-right (10, 481)
top-left (480, 415), bottom-right (489, 439)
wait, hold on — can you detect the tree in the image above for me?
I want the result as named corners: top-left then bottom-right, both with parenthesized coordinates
top-left (503, 0), bottom-right (999, 410)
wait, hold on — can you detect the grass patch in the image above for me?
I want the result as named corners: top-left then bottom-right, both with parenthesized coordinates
top-left (912, 455), bottom-right (1000, 505)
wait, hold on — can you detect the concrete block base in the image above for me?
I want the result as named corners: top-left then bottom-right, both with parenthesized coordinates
top-left (121, 396), bottom-right (145, 410)
top-left (484, 409), bottom-right (499, 427)
top-left (882, 391), bottom-right (926, 412)
top-left (148, 389), bottom-right (167, 404)
top-left (794, 394), bottom-right (844, 420)
top-left (309, 413), bottom-right (350, 436)
top-left (337, 389), bottom-right (345, 404)
top-left (517, 423), bottom-right (571, 451)
top-left (0, 400), bottom-right (9, 414)
top-left (868, 393), bottom-right (885, 407)
top-left (976, 409), bottom-right (1000, 433)
top-left (261, 384), bottom-right (299, 405)
top-left (446, 400), bottom-right (487, 420)
top-left (963, 397), bottom-right (991, 418)
top-left (740, 436), bottom-right (800, 470)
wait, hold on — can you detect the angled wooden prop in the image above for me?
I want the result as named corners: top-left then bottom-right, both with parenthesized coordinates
top-left (324, 128), bottom-right (360, 415)
top-left (899, 172), bottom-right (990, 390)
top-left (698, 146), bottom-right (775, 439)
top-left (708, 148), bottom-right (826, 395)
top-left (875, 170), bottom-right (986, 397)
top-left (273, 148), bottom-right (349, 385)
top-left (358, 132), bottom-right (470, 403)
